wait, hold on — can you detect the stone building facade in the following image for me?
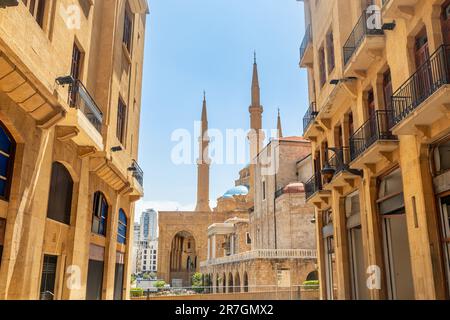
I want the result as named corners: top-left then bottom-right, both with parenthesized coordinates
top-left (0, 0), bottom-right (148, 300)
top-left (300, 0), bottom-right (450, 300)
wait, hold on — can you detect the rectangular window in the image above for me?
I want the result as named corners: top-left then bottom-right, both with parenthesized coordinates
top-left (22, 0), bottom-right (46, 28)
top-left (39, 255), bottom-right (58, 300)
top-left (69, 43), bottom-right (83, 107)
top-left (326, 30), bottom-right (335, 74)
top-left (114, 262), bottom-right (125, 300)
top-left (319, 46), bottom-right (327, 87)
top-left (262, 181), bottom-right (266, 200)
top-left (116, 98), bottom-right (127, 144)
top-left (123, 6), bottom-right (134, 53)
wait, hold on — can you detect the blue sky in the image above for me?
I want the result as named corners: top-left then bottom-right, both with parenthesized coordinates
top-left (135, 0), bottom-right (307, 220)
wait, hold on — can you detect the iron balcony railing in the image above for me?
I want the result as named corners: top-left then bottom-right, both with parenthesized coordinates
top-left (305, 172), bottom-right (322, 200)
top-left (69, 80), bottom-right (103, 133)
top-left (303, 102), bottom-right (318, 133)
top-left (350, 110), bottom-right (396, 161)
top-left (343, 10), bottom-right (384, 66)
top-left (300, 24), bottom-right (312, 63)
top-left (129, 160), bottom-right (144, 187)
top-left (391, 45), bottom-right (450, 127)
top-left (327, 147), bottom-right (351, 176)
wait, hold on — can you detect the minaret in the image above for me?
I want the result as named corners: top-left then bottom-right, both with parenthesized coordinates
top-left (248, 52), bottom-right (264, 203)
top-left (248, 52), bottom-right (264, 160)
top-left (195, 91), bottom-right (212, 212)
top-left (277, 108), bottom-right (283, 139)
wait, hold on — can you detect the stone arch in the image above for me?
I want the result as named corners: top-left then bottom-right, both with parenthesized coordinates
top-left (228, 272), bottom-right (234, 293)
top-left (169, 230), bottom-right (197, 287)
top-left (306, 270), bottom-right (319, 281)
top-left (243, 272), bottom-right (249, 292)
top-left (234, 272), bottom-right (241, 293)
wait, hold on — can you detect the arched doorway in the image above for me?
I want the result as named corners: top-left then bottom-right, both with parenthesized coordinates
top-left (243, 272), bottom-right (249, 292)
top-left (234, 273), bottom-right (241, 293)
top-left (169, 231), bottom-right (197, 287)
top-left (228, 272), bottom-right (234, 293)
top-left (222, 273), bottom-right (226, 293)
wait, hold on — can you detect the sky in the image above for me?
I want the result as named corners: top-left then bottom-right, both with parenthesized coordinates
top-left (135, 0), bottom-right (308, 221)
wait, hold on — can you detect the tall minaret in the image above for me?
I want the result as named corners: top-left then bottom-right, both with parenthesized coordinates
top-left (277, 108), bottom-right (283, 139)
top-left (195, 92), bottom-right (212, 212)
top-left (248, 53), bottom-right (264, 202)
top-left (248, 52), bottom-right (264, 160)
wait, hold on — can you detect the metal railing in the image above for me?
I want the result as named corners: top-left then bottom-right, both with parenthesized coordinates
top-left (391, 45), bottom-right (450, 127)
top-left (303, 102), bottom-right (318, 133)
top-left (200, 249), bottom-right (317, 267)
top-left (129, 160), bottom-right (144, 187)
top-left (304, 172), bottom-right (322, 200)
top-left (69, 80), bottom-right (103, 133)
top-left (300, 24), bottom-right (312, 63)
top-left (350, 110), bottom-right (396, 161)
top-left (327, 147), bottom-right (351, 176)
top-left (343, 10), bottom-right (384, 66)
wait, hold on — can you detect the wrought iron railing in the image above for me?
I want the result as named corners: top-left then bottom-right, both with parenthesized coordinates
top-left (129, 160), bottom-right (144, 187)
top-left (343, 10), bottom-right (384, 66)
top-left (350, 110), bottom-right (396, 161)
top-left (69, 80), bottom-right (103, 133)
top-left (391, 45), bottom-right (450, 127)
top-left (300, 24), bottom-right (312, 63)
top-left (327, 147), bottom-right (351, 176)
top-left (303, 102), bottom-right (318, 133)
top-left (305, 172), bottom-right (322, 200)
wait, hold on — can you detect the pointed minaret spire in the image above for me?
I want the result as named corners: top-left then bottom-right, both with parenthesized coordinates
top-left (196, 92), bottom-right (211, 212)
top-left (277, 108), bottom-right (283, 139)
top-left (251, 52), bottom-right (260, 107)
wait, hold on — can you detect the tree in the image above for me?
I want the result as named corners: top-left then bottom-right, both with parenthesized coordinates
top-left (192, 272), bottom-right (203, 293)
top-left (154, 280), bottom-right (166, 289)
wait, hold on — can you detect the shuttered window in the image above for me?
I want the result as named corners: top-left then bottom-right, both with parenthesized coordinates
top-left (123, 6), bottom-right (133, 53)
top-left (22, 0), bottom-right (46, 28)
top-left (116, 98), bottom-right (127, 144)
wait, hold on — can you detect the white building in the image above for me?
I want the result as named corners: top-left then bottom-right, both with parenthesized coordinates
top-left (132, 209), bottom-right (159, 275)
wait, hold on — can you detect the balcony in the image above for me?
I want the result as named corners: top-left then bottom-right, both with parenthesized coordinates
top-left (322, 147), bottom-right (361, 191)
top-left (302, 102), bottom-right (318, 136)
top-left (305, 172), bottom-right (331, 209)
top-left (299, 24), bottom-right (313, 68)
top-left (391, 45), bottom-right (450, 140)
top-left (382, 0), bottom-right (420, 19)
top-left (128, 160), bottom-right (144, 200)
top-left (200, 249), bottom-right (317, 268)
top-left (343, 10), bottom-right (385, 77)
top-left (57, 80), bottom-right (103, 152)
top-left (350, 110), bottom-right (398, 170)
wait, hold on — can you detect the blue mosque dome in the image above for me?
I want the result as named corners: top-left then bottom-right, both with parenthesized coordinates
top-left (223, 185), bottom-right (249, 198)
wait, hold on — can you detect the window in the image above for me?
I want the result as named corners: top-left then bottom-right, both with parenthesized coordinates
top-left (0, 122), bottom-right (15, 201)
top-left (39, 255), bottom-right (58, 300)
top-left (22, 0), bottom-right (46, 28)
top-left (318, 46), bottom-right (327, 87)
top-left (92, 192), bottom-right (108, 236)
top-left (0, 218), bottom-right (5, 267)
top-left (262, 181), bottom-right (266, 200)
top-left (116, 98), bottom-right (127, 144)
top-left (123, 6), bottom-right (134, 53)
top-left (46, 162), bottom-right (73, 225)
top-left (69, 43), bottom-right (83, 107)
top-left (246, 232), bottom-right (251, 245)
top-left (326, 30), bottom-right (335, 74)
top-left (117, 209), bottom-right (127, 244)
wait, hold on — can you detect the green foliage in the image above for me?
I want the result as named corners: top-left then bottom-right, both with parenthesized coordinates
top-left (154, 280), bottom-right (166, 288)
top-left (192, 272), bottom-right (204, 293)
top-left (130, 288), bottom-right (144, 298)
top-left (143, 272), bottom-right (152, 280)
top-left (130, 274), bottom-right (137, 284)
top-left (303, 280), bottom-right (320, 290)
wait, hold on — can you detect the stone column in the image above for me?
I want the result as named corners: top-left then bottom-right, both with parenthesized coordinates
top-left (62, 156), bottom-right (91, 300)
top-left (399, 136), bottom-right (446, 299)
top-left (102, 194), bottom-right (120, 300)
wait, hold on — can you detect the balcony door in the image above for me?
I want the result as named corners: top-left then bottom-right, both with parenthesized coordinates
top-left (414, 31), bottom-right (433, 104)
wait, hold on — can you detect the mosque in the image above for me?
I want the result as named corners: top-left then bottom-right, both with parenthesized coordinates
top-left (157, 57), bottom-right (317, 291)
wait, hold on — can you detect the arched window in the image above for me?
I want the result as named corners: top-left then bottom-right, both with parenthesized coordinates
top-left (117, 209), bottom-right (127, 244)
top-left (47, 162), bottom-right (73, 225)
top-left (0, 122), bottom-right (15, 200)
top-left (92, 192), bottom-right (108, 236)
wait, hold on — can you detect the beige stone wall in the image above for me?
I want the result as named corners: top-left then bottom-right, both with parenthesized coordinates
top-left (302, 0), bottom-right (450, 300)
top-left (0, 0), bottom-right (148, 300)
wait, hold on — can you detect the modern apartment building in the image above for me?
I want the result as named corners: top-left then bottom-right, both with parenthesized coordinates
top-left (299, 0), bottom-right (450, 300)
top-left (0, 0), bottom-right (148, 300)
